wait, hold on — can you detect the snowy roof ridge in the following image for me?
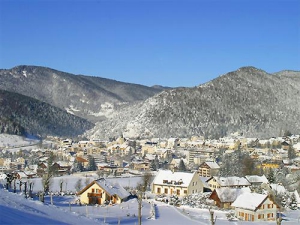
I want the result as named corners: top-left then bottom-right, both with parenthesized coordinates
top-left (232, 192), bottom-right (268, 210)
top-left (213, 176), bottom-right (251, 186)
top-left (152, 169), bottom-right (196, 187)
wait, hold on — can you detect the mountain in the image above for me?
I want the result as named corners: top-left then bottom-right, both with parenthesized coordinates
top-left (0, 65), bottom-right (167, 122)
top-left (0, 90), bottom-right (94, 138)
top-left (87, 67), bottom-right (300, 139)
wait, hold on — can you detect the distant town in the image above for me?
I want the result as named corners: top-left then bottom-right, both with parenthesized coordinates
top-left (0, 131), bottom-right (300, 223)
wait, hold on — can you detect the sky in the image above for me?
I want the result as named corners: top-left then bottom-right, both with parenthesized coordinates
top-left (0, 0), bottom-right (299, 87)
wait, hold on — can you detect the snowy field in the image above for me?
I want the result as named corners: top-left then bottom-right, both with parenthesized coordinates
top-left (0, 134), bottom-right (40, 153)
top-left (1, 187), bottom-right (300, 225)
top-left (1, 174), bottom-right (299, 225)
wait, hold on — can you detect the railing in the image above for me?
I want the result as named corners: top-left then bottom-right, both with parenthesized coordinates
top-left (87, 193), bottom-right (102, 197)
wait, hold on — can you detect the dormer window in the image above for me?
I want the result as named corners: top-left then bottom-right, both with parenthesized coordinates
top-left (163, 180), bottom-right (168, 184)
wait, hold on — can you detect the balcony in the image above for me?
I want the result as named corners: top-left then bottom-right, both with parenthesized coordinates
top-left (88, 193), bottom-right (102, 197)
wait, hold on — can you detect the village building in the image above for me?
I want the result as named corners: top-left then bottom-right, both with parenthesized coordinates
top-left (231, 193), bottom-right (278, 221)
top-left (245, 175), bottom-right (269, 188)
top-left (206, 176), bottom-right (251, 191)
top-left (197, 161), bottom-right (220, 177)
top-left (77, 178), bottom-right (130, 205)
top-left (209, 187), bottom-right (251, 209)
top-left (151, 170), bottom-right (203, 196)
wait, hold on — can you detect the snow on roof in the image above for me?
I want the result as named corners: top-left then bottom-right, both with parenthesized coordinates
top-left (232, 192), bottom-right (268, 210)
top-left (95, 178), bottom-right (130, 200)
top-left (56, 161), bottom-right (70, 167)
top-left (16, 171), bottom-right (27, 178)
top-left (213, 176), bottom-right (251, 187)
top-left (203, 161), bottom-right (220, 169)
top-left (245, 175), bottom-right (269, 184)
top-left (145, 154), bottom-right (156, 161)
top-left (293, 142), bottom-right (300, 150)
top-left (152, 170), bottom-right (196, 187)
top-left (215, 187), bottom-right (251, 203)
top-left (270, 184), bottom-right (286, 194)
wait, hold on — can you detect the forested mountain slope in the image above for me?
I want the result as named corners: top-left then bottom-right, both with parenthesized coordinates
top-left (0, 90), bottom-right (94, 138)
top-left (87, 67), bottom-right (300, 139)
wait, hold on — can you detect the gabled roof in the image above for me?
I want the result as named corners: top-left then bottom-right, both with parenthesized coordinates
top-left (214, 187), bottom-right (251, 203)
top-left (232, 193), bottom-right (268, 210)
top-left (152, 170), bottom-right (196, 187)
top-left (201, 161), bottom-right (220, 169)
top-left (77, 178), bottom-right (130, 200)
top-left (207, 176), bottom-right (251, 187)
top-left (245, 175), bottom-right (269, 184)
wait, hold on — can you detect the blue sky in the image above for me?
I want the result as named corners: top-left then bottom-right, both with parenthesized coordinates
top-left (0, 0), bottom-right (299, 87)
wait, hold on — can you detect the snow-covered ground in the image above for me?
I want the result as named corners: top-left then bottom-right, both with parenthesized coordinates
top-left (0, 134), bottom-right (39, 148)
top-left (1, 174), bottom-right (299, 225)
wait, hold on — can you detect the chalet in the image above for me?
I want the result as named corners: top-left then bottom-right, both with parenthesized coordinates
top-left (197, 161), bottom-right (220, 177)
top-left (77, 178), bottom-right (130, 205)
top-left (209, 187), bottom-right (251, 209)
top-left (76, 156), bottom-right (89, 169)
top-left (206, 176), bottom-right (251, 191)
top-left (130, 161), bottom-right (150, 172)
top-left (232, 193), bottom-right (279, 221)
top-left (52, 161), bottom-right (71, 175)
top-left (151, 170), bottom-right (203, 196)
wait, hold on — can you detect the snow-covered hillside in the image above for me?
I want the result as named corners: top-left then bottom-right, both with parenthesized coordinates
top-left (1, 174), bottom-right (300, 225)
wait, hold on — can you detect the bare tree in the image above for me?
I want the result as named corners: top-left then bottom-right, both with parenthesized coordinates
top-left (75, 178), bottom-right (82, 192)
top-left (137, 171), bottom-right (153, 193)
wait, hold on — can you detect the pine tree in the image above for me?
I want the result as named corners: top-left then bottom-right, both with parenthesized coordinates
top-left (267, 168), bottom-right (275, 184)
top-left (150, 160), bottom-right (157, 171)
top-left (178, 159), bottom-right (186, 172)
top-left (88, 155), bottom-right (96, 171)
top-left (280, 193), bottom-right (287, 208)
top-left (288, 146), bottom-right (297, 159)
top-left (289, 193), bottom-right (298, 210)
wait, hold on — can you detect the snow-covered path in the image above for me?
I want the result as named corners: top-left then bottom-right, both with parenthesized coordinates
top-left (145, 202), bottom-right (200, 225)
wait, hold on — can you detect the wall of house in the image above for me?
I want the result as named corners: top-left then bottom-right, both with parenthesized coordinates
top-left (187, 173), bottom-right (204, 195)
top-left (152, 184), bottom-right (188, 196)
top-left (207, 178), bottom-right (220, 191)
top-left (235, 198), bottom-right (277, 221)
top-left (79, 183), bottom-right (121, 205)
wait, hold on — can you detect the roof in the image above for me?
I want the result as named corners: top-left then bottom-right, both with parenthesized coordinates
top-left (202, 161), bottom-right (220, 169)
top-left (208, 176), bottom-right (251, 187)
top-left (95, 179), bottom-right (130, 199)
top-left (232, 193), bottom-right (268, 210)
top-left (245, 175), bottom-right (269, 184)
top-left (152, 170), bottom-right (196, 187)
top-left (214, 187), bottom-right (251, 203)
top-left (77, 178), bottom-right (130, 200)
top-left (270, 184), bottom-right (286, 194)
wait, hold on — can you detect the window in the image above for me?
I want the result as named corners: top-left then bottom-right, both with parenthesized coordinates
top-left (164, 188), bottom-right (168, 194)
top-left (177, 190), bottom-right (180, 195)
top-left (184, 190), bottom-right (187, 194)
top-left (157, 188), bottom-right (161, 194)
top-left (163, 180), bottom-right (168, 184)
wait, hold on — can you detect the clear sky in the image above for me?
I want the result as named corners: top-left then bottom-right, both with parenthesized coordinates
top-left (0, 0), bottom-right (299, 87)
